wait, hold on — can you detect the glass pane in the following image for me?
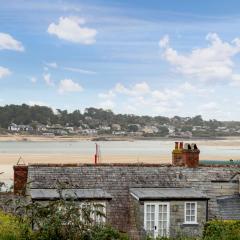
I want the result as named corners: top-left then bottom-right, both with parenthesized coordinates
top-left (191, 203), bottom-right (195, 208)
top-left (146, 221), bottom-right (150, 230)
top-left (191, 216), bottom-right (195, 222)
top-left (163, 205), bottom-right (167, 212)
top-left (191, 209), bottom-right (195, 215)
top-left (163, 221), bottom-right (167, 228)
top-left (151, 205), bottom-right (155, 212)
top-left (147, 205), bottom-right (150, 212)
top-left (186, 216), bottom-right (190, 222)
top-left (159, 205), bottom-right (162, 212)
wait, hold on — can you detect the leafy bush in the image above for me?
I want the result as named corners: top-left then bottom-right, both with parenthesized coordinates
top-left (7, 197), bottom-right (129, 240)
top-left (203, 220), bottom-right (240, 240)
top-left (145, 236), bottom-right (199, 240)
top-left (0, 210), bottom-right (31, 240)
top-left (80, 225), bottom-right (129, 240)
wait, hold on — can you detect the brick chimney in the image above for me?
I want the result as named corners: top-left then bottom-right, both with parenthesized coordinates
top-left (13, 164), bottom-right (28, 195)
top-left (172, 142), bottom-right (200, 168)
top-left (172, 142), bottom-right (184, 166)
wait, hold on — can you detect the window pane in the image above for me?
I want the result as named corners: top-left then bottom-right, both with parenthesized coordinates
top-left (147, 205), bottom-right (150, 212)
top-left (146, 221), bottom-right (150, 230)
top-left (191, 216), bottom-right (195, 222)
top-left (163, 205), bottom-right (167, 212)
top-left (159, 205), bottom-right (162, 212)
top-left (185, 202), bottom-right (197, 223)
top-left (151, 205), bottom-right (155, 212)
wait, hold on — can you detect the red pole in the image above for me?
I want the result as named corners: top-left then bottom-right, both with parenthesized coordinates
top-left (94, 143), bottom-right (98, 164)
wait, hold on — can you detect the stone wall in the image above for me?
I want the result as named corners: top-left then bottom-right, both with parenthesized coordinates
top-left (169, 200), bottom-right (206, 238)
top-left (28, 164), bottom-right (240, 238)
top-left (129, 197), bottom-right (207, 240)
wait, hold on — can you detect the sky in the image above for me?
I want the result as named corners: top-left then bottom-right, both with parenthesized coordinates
top-left (1, 0), bottom-right (240, 120)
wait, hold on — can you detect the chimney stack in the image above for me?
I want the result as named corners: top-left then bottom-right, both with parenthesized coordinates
top-left (172, 142), bottom-right (184, 166)
top-left (13, 164), bottom-right (28, 195)
top-left (172, 142), bottom-right (200, 168)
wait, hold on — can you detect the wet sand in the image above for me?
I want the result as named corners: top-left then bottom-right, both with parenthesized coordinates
top-left (0, 152), bottom-right (238, 182)
top-left (0, 136), bottom-right (240, 184)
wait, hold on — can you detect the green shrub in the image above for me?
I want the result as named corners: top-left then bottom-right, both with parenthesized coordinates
top-left (80, 225), bottom-right (129, 240)
top-left (203, 220), bottom-right (240, 240)
top-left (145, 236), bottom-right (199, 240)
top-left (0, 210), bottom-right (31, 240)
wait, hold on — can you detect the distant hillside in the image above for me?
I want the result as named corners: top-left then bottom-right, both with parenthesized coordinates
top-left (1, 104), bottom-right (240, 137)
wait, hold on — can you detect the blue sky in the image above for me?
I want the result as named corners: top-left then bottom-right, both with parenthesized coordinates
top-left (1, 0), bottom-right (240, 120)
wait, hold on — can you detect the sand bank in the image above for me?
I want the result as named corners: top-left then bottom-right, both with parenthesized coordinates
top-left (0, 152), bottom-right (238, 181)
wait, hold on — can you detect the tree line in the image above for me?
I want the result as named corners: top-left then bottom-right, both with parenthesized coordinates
top-left (0, 103), bottom-right (235, 131)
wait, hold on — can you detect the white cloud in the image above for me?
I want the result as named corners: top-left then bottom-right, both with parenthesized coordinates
top-left (64, 67), bottom-right (96, 74)
top-left (99, 100), bottom-right (115, 109)
top-left (0, 33), bottom-right (24, 51)
top-left (45, 62), bottom-right (58, 68)
top-left (159, 34), bottom-right (169, 48)
top-left (43, 73), bottom-right (54, 86)
top-left (98, 80), bottom-right (217, 116)
top-left (0, 66), bottom-right (11, 79)
top-left (98, 90), bottom-right (115, 99)
top-left (200, 102), bottom-right (219, 111)
top-left (28, 100), bottom-right (48, 106)
top-left (29, 76), bottom-right (37, 83)
top-left (114, 81), bottom-right (150, 96)
top-left (159, 33), bottom-right (240, 82)
top-left (58, 79), bottom-right (83, 94)
top-left (47, 16), bottom-right (97, 44)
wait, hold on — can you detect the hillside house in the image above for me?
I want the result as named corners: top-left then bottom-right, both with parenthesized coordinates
top-left (13, 142), bottom-right (240, 239)
top-left (8, 123), bottom-right (19, 131)
top-left (8, 123), bottom-right (33, 132)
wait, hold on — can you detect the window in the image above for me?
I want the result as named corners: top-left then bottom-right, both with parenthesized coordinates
top-left (144, 202), bottom-right (170, 238)
top-left (184, 202), bottom-right (197, 224)
top-left (80, 201), bottom-right (106, 224)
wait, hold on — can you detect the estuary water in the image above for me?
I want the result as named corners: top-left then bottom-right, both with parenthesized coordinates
top-left (0, 139), bottom-right (239, 189)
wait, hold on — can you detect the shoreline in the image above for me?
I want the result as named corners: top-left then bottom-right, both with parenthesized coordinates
top-left (0, 152), bottom-right (238, 181)
top-left (0, 134), bottom-right (238, 142)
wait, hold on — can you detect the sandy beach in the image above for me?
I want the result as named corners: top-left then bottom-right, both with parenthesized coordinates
top-left (1, 134), bottom-right (240, 143)
top-left (0, 135), bottom-right (240, 185)
top-left (0, 134), bottom-right (92, 142)
top-left (0, 152), bottom-right (238, 182)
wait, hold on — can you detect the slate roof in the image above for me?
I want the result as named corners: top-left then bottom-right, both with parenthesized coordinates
top-left (30, 188), bottom-right (112, 200)
top-left (130, 187), bottom-right (209, 200)
top-left (217, 195), bottom-right (240, 220)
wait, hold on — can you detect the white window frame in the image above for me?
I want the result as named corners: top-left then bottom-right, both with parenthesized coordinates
top-left (184, 202), bottom-right (197, 224)
top-left (144, 201), bottom-right (170, 238)
top-left (80, 201), bottom-right (106, 224)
